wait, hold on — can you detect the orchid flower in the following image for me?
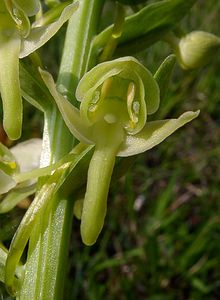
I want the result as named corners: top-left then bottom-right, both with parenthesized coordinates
top-left (40, 56), bottom-right (199, 245)
top-left (0, 0), bottom-right (78, 140)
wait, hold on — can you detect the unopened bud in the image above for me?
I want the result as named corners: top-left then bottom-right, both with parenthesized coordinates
top-left (177, 31), bottom-right (220, 69)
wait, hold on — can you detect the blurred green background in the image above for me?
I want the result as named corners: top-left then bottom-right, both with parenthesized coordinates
top-left (1, 0), bottom-right (220, 299)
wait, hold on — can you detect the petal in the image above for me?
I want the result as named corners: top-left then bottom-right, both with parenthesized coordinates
top-left (118, 110), bottom-right (200, 157)
top-left (40, 69), bottom-right (93, 144)
top-left (19, 2), bottom-right (79, 58)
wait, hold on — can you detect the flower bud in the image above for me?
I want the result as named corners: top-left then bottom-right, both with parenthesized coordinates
top-left (177, 31), bottom-right (220, 69)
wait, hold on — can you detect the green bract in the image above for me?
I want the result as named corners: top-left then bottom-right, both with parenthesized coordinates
top-left (40, 56), bottom-right (199, 246)
top-left (0, 0), bottom-right (78, 140)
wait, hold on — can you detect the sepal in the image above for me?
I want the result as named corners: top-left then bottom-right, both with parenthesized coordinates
top-left (39, 69), bottom-right (93, 144)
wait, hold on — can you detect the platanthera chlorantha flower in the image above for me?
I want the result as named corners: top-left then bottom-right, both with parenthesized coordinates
top-left (40, 56), bottom-right (199, 246)
top-left (0, 0), bottom-right (78, 140)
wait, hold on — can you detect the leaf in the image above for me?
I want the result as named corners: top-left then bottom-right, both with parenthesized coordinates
top-left (19, 2), bottom-right (79, 58)
top-left (93, 0), bottom-right (198, 55)
top-left (118, 110), bottom-right (199, 157)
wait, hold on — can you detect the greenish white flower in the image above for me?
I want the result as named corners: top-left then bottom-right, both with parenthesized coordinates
top-left (40, 56), bottom-right (199, 245)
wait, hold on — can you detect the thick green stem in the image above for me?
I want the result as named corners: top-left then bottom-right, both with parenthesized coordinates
top-left (18, 0), bottom-right (104, 299)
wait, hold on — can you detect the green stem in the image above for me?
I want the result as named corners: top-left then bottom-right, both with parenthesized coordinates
top-left (18, 0), bottom-right (104, 299)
